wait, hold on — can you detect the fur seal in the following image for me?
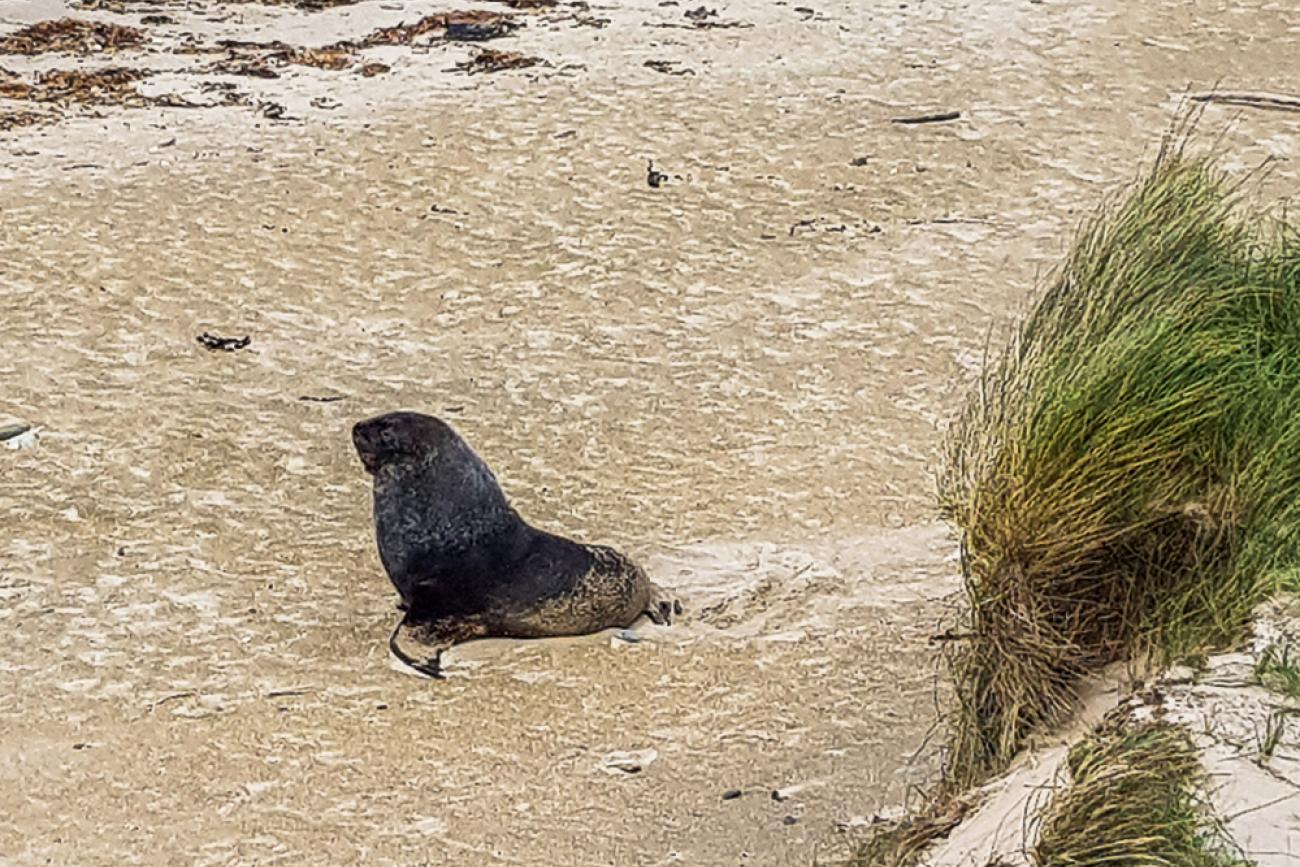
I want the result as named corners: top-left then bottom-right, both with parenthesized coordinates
top-left (352, 411), bottom-right (679, 677)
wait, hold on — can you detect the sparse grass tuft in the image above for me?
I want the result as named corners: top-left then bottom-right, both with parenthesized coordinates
top-left (843, 799), bottom-right (972, 867)
top-left (1255, 640), bottom-right (1300, 700)
top-left (1034, 723), bottom-right (1250, 867)
top-left (937, 121), bottom-right (1300, 789)
top-left (1258, 710), bottom-right (1287, 761)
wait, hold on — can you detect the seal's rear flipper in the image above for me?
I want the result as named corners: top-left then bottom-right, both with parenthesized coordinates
top-left (644, 583), bottom-right (682, 626)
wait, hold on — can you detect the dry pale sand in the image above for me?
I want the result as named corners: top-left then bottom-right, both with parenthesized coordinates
top-left (1, 0), bottom-right (1298, 864)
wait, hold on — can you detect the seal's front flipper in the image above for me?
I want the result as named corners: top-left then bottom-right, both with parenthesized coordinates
top-left (388, 616), bottom-right (490, 680)
top-left (387, 617), bottom-right (446, 679)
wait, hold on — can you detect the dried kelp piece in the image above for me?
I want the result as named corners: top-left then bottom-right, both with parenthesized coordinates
top-left (216, 38), bottom-right (293, 51)
top-left (0, 66), bottom-right (193, 113)
top-left (491, 0), bottom-right (558, 7)
top-left (208, 39), bottom-right (357, 74)
top-left (289, 46), bottom-right (352, 70)
top-left (208, 56), bottom-right (281, 78)
top-left (73, 0), bottom-right (160, 10)
top-left (32, 67), bottom-right (151, 104)
top-left (172, 35), bottom-right (224, 56)
top-left (198, 80), bottom-right (252, 105)
top-left (455, 48), bottom-right (542, 74)
top-left (79, 0), bottom-right (362, 8)
top-left (654, 6), bottom-right (751, 29)
top-left (0, 109), bottom-right (48, 131)
top-left (239, 0), bottom-right (367, 8)
top-left (0, 18), bottom-right (147, 55)
top-left (644, 59), bottom-right (694, 75)
top-left (690, 18), bottom-right (750, 28)
top-left (446, 15), bottom-right (517, 41)
top-left (256, 100), bottom-right (287, 119)
top-left (0, 66), bottom-right (34, 99)
top-left (150, 92), bottom-right (200, 108)
top-left (355, 11), bottom-right (519, 47)
top-left (191, 8), bottom-right (522, 76)
top-left (196, 332), bottom-right (250, 352)
top-left (352, 15), bottom-right (446, 46)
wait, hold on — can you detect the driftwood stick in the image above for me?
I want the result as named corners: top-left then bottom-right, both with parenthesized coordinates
top-left (1189, 91), bottom-right (1300, 113)
top-left (891, 110), bottom-right (961, 125)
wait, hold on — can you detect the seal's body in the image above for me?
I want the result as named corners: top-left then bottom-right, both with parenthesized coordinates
top-left (353, 411), bottom-right (676, 676)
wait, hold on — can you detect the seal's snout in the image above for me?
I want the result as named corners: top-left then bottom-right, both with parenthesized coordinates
top-left (352, 411), bottom-right (448, 476)
top-left (352, 419), bottom-right (383, 475)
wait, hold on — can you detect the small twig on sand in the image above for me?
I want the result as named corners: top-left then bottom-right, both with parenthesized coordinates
top-left (148, 691), bottom-right (195, 710)
top-left (905, 217), bottom-right (994, 226)
top-left (0, 423), bottom-right (30, 442)
top-left (1223, 791), bottom-right (1300, 821)
top-left (1189, 91), bottom-right (1300, 113)
top-left (891, 111), bottom-right (961, 125)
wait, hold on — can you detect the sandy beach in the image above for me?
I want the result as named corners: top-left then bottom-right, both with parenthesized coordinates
top-left (1, 0), bottom-right (1298, 863)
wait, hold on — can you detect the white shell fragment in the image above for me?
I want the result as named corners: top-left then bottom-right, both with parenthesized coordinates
top-left (600, 749), bottom-right (658, 775)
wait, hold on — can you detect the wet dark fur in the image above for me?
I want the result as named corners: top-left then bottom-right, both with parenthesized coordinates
top-left (353, 411), bottom-right (676, 676)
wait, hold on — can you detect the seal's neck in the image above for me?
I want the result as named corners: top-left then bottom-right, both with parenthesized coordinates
top-left (372, 442), bottom-right (530, 589)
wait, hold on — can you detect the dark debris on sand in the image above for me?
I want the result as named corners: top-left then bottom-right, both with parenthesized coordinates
top-left (206, 39), bottom-right (355, 77)
top-left (0, 109), bottom-right (49, 131)
top-left (0, 2), bottom-right (548, 134)
top-left (206, 56), bottom-right (282, 78)
top-left (455, 48), bottom-right (543, 74)
top-left (25, 67), bottom-right (153, 105)
top-left (0, 66), bottom-right (199, 132)
top-left (0, 66), bottom-right (30, 99)
top-left (349, 11), bottom-right (520, 48)
top-left (289, 45), bottom-right (354, 69)
top-left (75, 0), bottom-right (175, 9)
top-left (78, 0), bottom-right (362, 8)
top-left (199, 80), bottom-right (252, 105)
top-left (644, 59), bottom-right (694, 75)
top-left (0, 18), bottom-right (147, 55)
top-left (653, 6), bottom-right (751, 29)
top-left (197, 332), bottom-right (251, 352)
top-left (194, 10), bottom-right (520, 79)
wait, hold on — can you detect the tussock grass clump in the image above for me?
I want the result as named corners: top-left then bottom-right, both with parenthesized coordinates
top-left (938, 129), bottom-right (1300, 789)
top-left (1033, 723), bottom-right (1248, 867)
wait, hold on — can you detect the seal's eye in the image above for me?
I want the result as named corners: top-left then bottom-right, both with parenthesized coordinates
top-left (378, 427), bottom-right (401, 453)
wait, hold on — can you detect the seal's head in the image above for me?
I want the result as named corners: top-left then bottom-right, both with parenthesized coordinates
top-left (352, 411), bottom-right (453, 476)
